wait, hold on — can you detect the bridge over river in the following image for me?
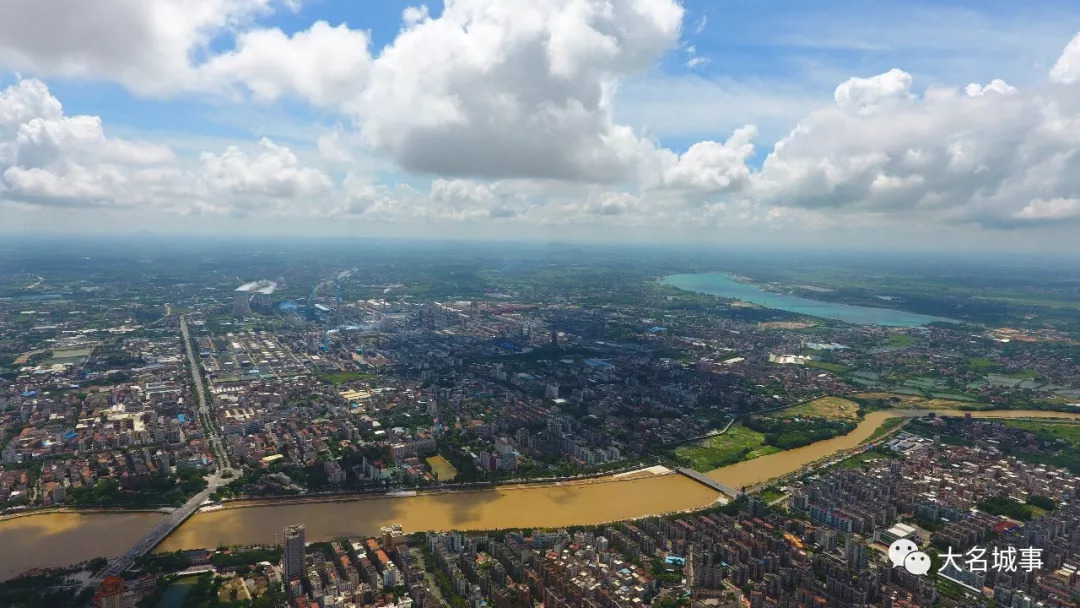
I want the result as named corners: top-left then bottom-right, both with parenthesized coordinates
top-left (91, 486), bottom-right (215, 582)
top-left (676, 467), bottom-right (740, 499)
top-left (52, 406), bottom-right (1080, 589)
top-left (86, 315), bottom-right (235, 588)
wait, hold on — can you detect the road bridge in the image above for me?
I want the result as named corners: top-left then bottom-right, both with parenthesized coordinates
top-left (92, 486), bottom-right (214, 581)
top-left (676, 467), bottom-right (741, 499)
top-left (86, 316), bottom-right (235, 589)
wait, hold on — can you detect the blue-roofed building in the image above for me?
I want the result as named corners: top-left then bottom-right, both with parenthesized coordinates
top-left (585, 358), bottom-right (615, 370)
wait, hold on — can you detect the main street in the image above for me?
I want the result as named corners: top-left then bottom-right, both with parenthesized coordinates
top-left (89, 316), bottom-right (236, 585)
top-left (181, 315), bottom-right (234, 471)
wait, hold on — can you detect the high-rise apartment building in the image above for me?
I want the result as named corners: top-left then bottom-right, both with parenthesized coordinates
top-left (283, 523), bottom-right (306, 582)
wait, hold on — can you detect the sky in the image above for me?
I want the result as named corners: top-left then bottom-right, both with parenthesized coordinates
top-left (3, 0), bottom-right (1080, 250)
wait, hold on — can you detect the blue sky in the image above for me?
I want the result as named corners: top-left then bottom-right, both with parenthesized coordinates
top-left (33, 0), bottom-right (1080, 163)
top-left (2, 0), bottom-right (1080, 248)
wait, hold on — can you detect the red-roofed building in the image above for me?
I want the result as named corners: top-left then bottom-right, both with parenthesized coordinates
top-left (93, 575), bottom-right (136, 608)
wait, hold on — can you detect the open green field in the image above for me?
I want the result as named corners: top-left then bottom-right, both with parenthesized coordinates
top-left (674, 425), bottom-right (782, 472)
top-left (773, 396), bottom-right (860, 420)
top-left (759, 486), bottom-right (786, 503)
top-left (968, 357), bottom-right (998, 369)
top-left (887, 334), bottom-right (916, 346)
top-left (854, 392), bottom-right (979, 409)
top-left (50, 347), bottom-right (93, 358)
top-left (868, 416), bottom-right (907, 441)
top-left (840, 447), bottom-right (895, 469)
top-left (1004, 420), bottom-right (1080, 446)
top-left (426, 455), bottom-right (458, 481)
top-left (317, 371), bottom-right (377, 385)
top-left (1000, 369), bottom-right (1040, 380)
top-left (912, 419), bottom-right (1080, 474)
top-left (1001, 422), bottom-right (1080, 473)
top-left (805, 360), bottom-right (851, 373)
top-left (977, 295), bottom-right (1080, 311)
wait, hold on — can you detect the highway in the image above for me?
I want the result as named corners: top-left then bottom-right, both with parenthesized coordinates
top-left (88, 316), bottom-right (236, 586)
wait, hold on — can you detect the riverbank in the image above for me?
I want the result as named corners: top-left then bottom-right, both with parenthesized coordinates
top-left (708, 408), bottom-right (1080, 489)
top-left (154, 471), bottom-right (719, 553)
top-left (0, 505), bottom-right (166, 524)
top-left (194, 465), bottom-right (677, 514)
top-left (4, 408), bottom-right (1080, 580)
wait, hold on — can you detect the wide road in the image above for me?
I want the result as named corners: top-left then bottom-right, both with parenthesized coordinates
top-left (89, 316), bottom-right (236, 585)
top-left (181, 315), bottom-right (234, 471)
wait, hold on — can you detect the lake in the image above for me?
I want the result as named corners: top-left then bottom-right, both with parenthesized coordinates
top-left (663, 273), bottom-right (949, 327)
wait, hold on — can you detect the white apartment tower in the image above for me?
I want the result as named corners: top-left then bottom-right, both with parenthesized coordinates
top-left (283, 523), bottom-right (306, 583)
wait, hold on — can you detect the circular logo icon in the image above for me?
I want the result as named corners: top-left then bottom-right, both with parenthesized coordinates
top-left (903, 551), bottom-right (932, 575)
top-left (888, 539), bottom-right (918, 568)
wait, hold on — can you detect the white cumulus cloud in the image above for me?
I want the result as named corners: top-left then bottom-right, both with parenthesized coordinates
top-left (1014, 198), bottom-right (1080, 221)
top-left (198, 21), bottom-right (372, 107)
top-left (1051, 31), bottom-right (1080, 84)
top-left (199, 138), bottom-right (333, 199)
top-left (6, 2), bottom-right (1080, 237)
top-left (750, 70), bottom-right (1080, 228)
top-left (833, 68), bottom-right (913, 114)
top-left (356, 0), bottom-right (685, 182)
top-left (0, 78), bottom-right (331, 215)
top-left (644, 126), bottom-right (757, 192)
top-left (0, 1), bottom-right (374, 110)
top-left (0, 0), bottom-right (296, 95)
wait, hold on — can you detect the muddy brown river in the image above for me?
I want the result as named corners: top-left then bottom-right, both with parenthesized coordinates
top-left (2, 408), bottom-right (1077, 579)
top-left (710, 409), bottom-right (1080, 488)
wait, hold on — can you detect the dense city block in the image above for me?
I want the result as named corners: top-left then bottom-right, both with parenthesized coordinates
top-left (3, 241), bottom-right (1080, 607)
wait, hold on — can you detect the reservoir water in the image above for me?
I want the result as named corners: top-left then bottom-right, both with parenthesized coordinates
top-left (3, 408), bottom-right (1078, 580)
top-left (663, 273), bottom-right (948, 327)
